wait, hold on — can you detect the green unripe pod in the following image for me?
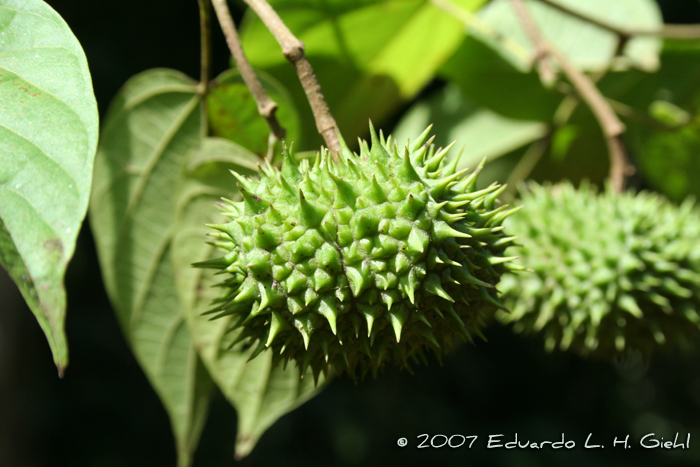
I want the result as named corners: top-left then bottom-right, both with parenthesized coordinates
top-left (499, 181), bottom-right (700, 359)
top-left (197, 124), bottom-right (518, 380)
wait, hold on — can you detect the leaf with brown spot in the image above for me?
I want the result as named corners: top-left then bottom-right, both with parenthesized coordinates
top-left (0, 0), bottom-right (99, 372)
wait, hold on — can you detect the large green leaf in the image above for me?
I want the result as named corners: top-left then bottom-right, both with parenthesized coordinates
top-left (0, 0), bottom-right (98, 372)
top-left (89, 69), bottom-right (212, 467)
top-left (440, 34), bottom-right (564, 121)
top-left (632, 114), bottom-right (700, 202)
top-left (240, 0), bottom-right (487, 148)
top-left (391, 83), bottom-right (547, 169)
top-left (474, 0), bottom-right (662, 72)
top-left (595, 42), bottom-right (700, 201)
top-left (440, 0), bottom-right (662, 122)
top-left (207, 69), bottom-right (301, 158)
top-left (171, 137), bottom-right (326, 459)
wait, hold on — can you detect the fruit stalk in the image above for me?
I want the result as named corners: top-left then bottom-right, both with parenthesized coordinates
top-left (242, 0), bottom-right (340, 156)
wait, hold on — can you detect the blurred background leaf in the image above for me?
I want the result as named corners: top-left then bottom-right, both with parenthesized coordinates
top-left (631, 112), bottom-right (700, 202)
top-left (440, 32), bottom-right (563, 122)
top-left (598, 41), bottom-right (700, 201)
top-left (472, 0), bottom-right (663, 72)
top-left (171, 137), bottom-right (326, 459)
top-left (436, 0), bottom-right (665, 190)
top-left (89, 69), bottom-right (213, 467)
top-left (392, 83), bottom-right (547, 170)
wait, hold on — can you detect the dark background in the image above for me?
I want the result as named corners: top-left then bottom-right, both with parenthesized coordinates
top-left (2, 1), bottom-right (700, 466)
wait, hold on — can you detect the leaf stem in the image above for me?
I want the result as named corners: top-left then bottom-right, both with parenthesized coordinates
top-left (198, 0), bottom-right (212, 138)
top-left (510, 0), bottom-right (633, 192)
top-left (537, 0), bottom-right (700, 40)
top-left (241, 0), bottom-right (340, 157)
top-left (211, 0), bottom-right (286, 155)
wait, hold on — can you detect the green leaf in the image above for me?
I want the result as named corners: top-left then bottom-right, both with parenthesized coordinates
top-left (171, 137), bottom-right (326, 459)
top-left (597, 41), bottom-right (700, 113)
top-left (0, 0), bottom-right (99, 372)
top-left (391, 83), bottom-right (547, 169)
top-left (440, 0), bottom-right (662, 122)
top-left (599, 42), bottom-right (700, 201)
top-left (473, 0), bottom-right (662, 72)
top-left (633, 116), bottom-right (700, 202)
top-left (529, 122), bottom-right (610, 185)
top-left (240, 0), bottom-right (487, 147)
top-left (89, 69), bottom-right (212, 467)
top-left (440, 34), bottom-right (564, 121)
top-left (208, 69), bottom-right (301, 158)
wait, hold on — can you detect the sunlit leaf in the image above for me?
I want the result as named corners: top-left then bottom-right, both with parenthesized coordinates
top-left (440, 35), bottom-right (564, 121)
top-left (473, 0), bottom-right (662, 72)
top-left (240, 0), bottom-right (487, 148)
top-left (440, 0), bottom-right (662, 122)
top-left (391, 83), bottom-right (546, 170)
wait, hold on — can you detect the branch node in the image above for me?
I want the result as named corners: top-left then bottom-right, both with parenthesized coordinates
top-left (259, 101), bottom-right (278, 119)
top-left (282, 41), bottom-right (305, 61)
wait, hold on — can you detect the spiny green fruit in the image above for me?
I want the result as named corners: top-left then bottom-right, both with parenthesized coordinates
top-left (498, 181), bottom-right (700, 359)
top-left (197, 124), bottom-right (519, 380)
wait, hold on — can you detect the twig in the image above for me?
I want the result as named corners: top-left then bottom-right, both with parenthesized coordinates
top-left (241, 0), bottom-right (340, 157)
top-left (538, 0), bottom-right (700, 40)
top-left (509, 0), bottom-right (556, 85)
top-left (197, 0), bottom-right (212, 138)
top-left (211, 0), bottom-right (285, 156)
top-left (511, 0), bottom-right (633, 192)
